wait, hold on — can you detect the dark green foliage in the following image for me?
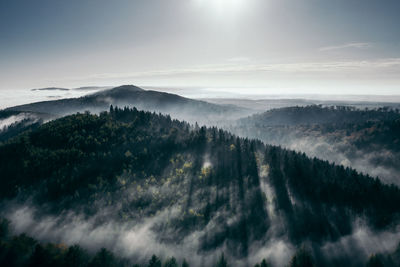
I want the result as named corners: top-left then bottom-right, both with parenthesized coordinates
top-left (0, 108), bottom-right (192, 205)
top-left (29, 244), bottom-right (53, 267)
top-left (63, 245), bottom-right (89, 267)
top-left (264, 144), bottom-right (400, 242)
top-left (364, 243), bottom-right (400, 267)
top-left (366, 255), bottom-right (384, 267)
top-left (232, 105), bottom-right (400, 182)
top-left (254, 259), bottom-right (270, 267)
top-left (0, 108), bottom-right (270, 255)
top-left (0, 111), bottom-right (42, 143)
top-left (163, 257), bottom-right (178, 267)
top-left (0, 218), bottom-right (10, 240)
top-left (0, 222), bottom-right (400, 267)
top-left (182, 259), bottom-right (189, 267)
top-left (288, 247), bottom-right (315, 267)
top-left (0, 107), bottom-right (399, 266)
top-left (0, 229), bottom-right (138, 267)
top-left (0, 234), bottom-right (37, 267)
top-left (88, 248), bottom-right (116, 267)
top-left (148, 255), bottom-right (162, 267)
top-left (238, 105), bottom-right (400, 126)
top-left (215, 253), bottom-right (228, 267)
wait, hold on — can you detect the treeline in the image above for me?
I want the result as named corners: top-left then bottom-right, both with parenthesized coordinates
top-left (236, 105), bottom-right (400, 127)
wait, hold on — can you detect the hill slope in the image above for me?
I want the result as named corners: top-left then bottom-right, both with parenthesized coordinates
top-left (5, 85), bottom-right (251, 126)
top-left (231, 105), bottom-right (400, 185)
top-left (0, 107), bottom-right (399, 266)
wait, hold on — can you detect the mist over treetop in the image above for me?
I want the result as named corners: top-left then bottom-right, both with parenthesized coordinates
top-left (1, 107), bottom-right (399, 266)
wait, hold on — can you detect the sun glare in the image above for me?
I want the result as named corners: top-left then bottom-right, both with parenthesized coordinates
top-left (193, 0), bottom-right (248, 17)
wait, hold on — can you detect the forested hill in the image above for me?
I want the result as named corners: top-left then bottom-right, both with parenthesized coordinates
top-left (0, 107), bottom-right (400, 266)
top-left (5, 85), bottom-right (250, 125)
top-left (238, 105), bottom-right (400, 126)
top-left (231, 105), bottom-right (400, 185)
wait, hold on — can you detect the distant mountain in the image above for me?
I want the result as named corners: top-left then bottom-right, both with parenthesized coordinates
top-left (0, 107), bottom-right (399, 266)
top-left (73, 86), bottom-right (112, 91)
top-left (230, 105), bottom-right (400, 184)
top-left (201, 98), bottom-right (318, 111)
top-left (6, 85), bottom-right (252, 126)
top-left (237, 105), bottom-right (400, 126)
top-left (92, 84), bottom-right (145, 95)
top-left (203, 98), bottom-right (400, 112)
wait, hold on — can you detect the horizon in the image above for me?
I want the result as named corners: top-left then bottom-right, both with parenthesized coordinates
top-left (2, 84), bottom-right (400, 110)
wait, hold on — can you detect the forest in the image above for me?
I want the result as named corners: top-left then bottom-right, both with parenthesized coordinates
top-left (3, 0), bottom-right (400, 264)
top-left (230, 105), bottom-right (400, 185)
top-left (0, 106), bottom-right (399, 266)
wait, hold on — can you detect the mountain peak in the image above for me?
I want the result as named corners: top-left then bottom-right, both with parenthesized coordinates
top-left (91, 85), bottom-right (145, 98)
top-left (110, 85), bottom-right (144, 92)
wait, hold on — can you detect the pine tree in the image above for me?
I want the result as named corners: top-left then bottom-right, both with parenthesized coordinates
top-left (148, 255), bottom-right (162, 267)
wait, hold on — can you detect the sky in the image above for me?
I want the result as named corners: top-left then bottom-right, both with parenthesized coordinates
top-left (1, 0), bottom-right (400, 95)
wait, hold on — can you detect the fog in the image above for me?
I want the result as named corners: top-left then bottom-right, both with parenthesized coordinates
top-left (228, 118), bottom-right (400, 186)
top-left (1, 150), bottom-right (398, 266)
top-left (2, 197), bottom-right (399, 266)
top-left (282, 137), bottom-right (400, 186)
top-left (1, 203), bottom-right (294, 266)
top-left (320, 221), bottom-right (400, 266)
top-left (1, 87), bottom-right (400, 265)
top-left (0, 113), bottom-right (29, 130)
top-left (0, 87), bottom-right (107, 109)
top-left (3, 85), bottom-right (400, 111)
top-left (0, 113), bottom-right (40, 132)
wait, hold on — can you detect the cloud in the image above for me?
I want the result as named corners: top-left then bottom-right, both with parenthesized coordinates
top-left (78, 58), bottom-right (400, 79)
top-left (2, 202), bottom-right (294, 266)
top-left (320, 220), bottom-right (400, 265)
top-left (319, 42), bottom-right (372, 51)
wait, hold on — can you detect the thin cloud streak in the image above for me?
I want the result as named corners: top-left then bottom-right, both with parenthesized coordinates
top-left (68, 58), bottom-right (400, 81)
top-left (319, 42), bottom-right (372, 51)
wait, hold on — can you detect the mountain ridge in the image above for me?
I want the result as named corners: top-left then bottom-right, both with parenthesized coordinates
top-left (5, 85), bottom-right (252, 125)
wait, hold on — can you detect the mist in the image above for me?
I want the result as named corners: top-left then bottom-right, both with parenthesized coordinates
top-left (0, 87), bottom-right (108, 110)
top-left (1, 143), bottom-right (398, 266)
top-left (2, 196), bottom-right (399, 266)
top-left (1, 202), bottom-right (293, 266)
top-left (285, 137), bottom-right (400, 186)
top-left (320, 221), bottom-right (400, 266)
top-left (0, 113), bottom-right (32, 130)
top-left (1, 88), bottom-right (400, 266)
